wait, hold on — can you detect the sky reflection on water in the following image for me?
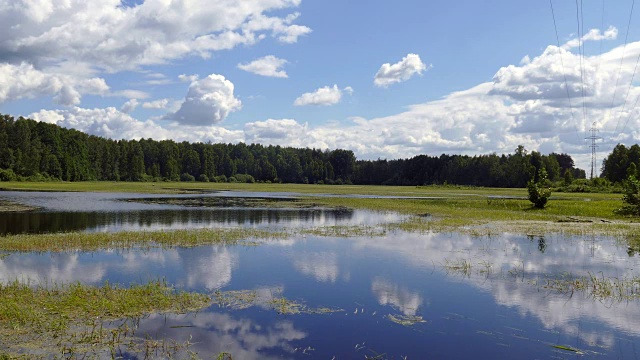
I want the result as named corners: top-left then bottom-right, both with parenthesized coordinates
top-left (2, 229), bottom-right (640, 358)
top-left (0, 191), bottom-right (402, 234)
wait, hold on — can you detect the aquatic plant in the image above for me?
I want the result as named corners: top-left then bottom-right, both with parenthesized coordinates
top-left (213, 290), bottom-right (257, 310)
top-left (442, 259), bottom-right (472, 277)
top-left (385, 314), bottom-right (427, 327)
top-left (0, 280), bottom-right (211, 357)
top-left (0, 228), bottom-right (287, 252)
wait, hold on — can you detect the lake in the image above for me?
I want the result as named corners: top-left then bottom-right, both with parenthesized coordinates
top-left (0, 191), bottom-right (639, 358)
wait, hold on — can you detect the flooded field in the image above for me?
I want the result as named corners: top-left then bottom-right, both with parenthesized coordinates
top-left (0, 191), bottom-right (639, 358)
top-left (0, 191), bottom-right (402, 235)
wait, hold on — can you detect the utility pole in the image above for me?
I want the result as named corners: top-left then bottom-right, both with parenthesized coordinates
top-left (585, 122), bottom-right (602, 179)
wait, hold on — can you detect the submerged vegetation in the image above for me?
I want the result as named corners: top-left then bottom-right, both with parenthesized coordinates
top-left (0, 280), bottom-right (211, 357)
top-left (0, 279), bottom-right (345, 357)
top-left (385, 314), bottom-right (427, 327)
top-left (442, 257), bottom-right (640, 303)
top-left (0, 199), bottom-right (38, 212)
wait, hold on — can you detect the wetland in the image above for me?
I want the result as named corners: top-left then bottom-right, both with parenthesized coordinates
top-left (1, 183), bottom-right (640, 358)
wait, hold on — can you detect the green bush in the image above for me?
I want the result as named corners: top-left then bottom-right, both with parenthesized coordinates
top-left (234, 173), bottom-right (255, 183)
top-left (198, 174), bottom-right (209, 182)
top-left (213, 175), bottom-right (227, 183)
top-left (528, 168), bottom-right (551, 208)
top-left (180, 173), bottom-right (195, 182)
top-left (26, 173), bottom-right (48, 182)
top-left (0, 168), bottom-right (16, 182)
top-left (615, 175), bottom-right (640, 216)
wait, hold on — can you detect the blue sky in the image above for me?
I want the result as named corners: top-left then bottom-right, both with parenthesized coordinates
top-left (1, 0), bottom-right (640, 171)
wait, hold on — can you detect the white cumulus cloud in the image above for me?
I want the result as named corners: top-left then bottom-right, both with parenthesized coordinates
top-left (374, 53), bottom-right (430, 88)
top-left (563, 26), bottom-right (618, 50)
top-left (142, 98), bottom-right (170, 109)
top-left (168, 74), bottom-right (242, 125)
top-left (293, 84), bottom-right (352, 106)
top-left (245, 119), bottom-right (310, 147)
top-left (22, 28), bottom-right (640, 172)
top-left (29, 106), bottom-right (244, 144)
top-left (0, 0), bottom-right (309, 106)
top-left (0, 0), bottom-right (310, 72)
top-left (0, 62), bottom-right (108, 105)
top-left (238, 55), bottom-right (288, 78)
top-left (178, 74), bottom-right (200, 83)
top-left (120, 99), bottom-right (139, 113)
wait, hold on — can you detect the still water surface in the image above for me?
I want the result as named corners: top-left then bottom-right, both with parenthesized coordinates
top-left (1, 191), bottom-right (639, 358)
top-left (0, 191), bottom-right (401, 234)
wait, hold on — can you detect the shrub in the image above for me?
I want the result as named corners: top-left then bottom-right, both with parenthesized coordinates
top-left (234, 173), bottom-right (255, 183)
top-left (527, 168), bottom-right (551, 208)
top-left (180, 173), bottom-right (195, 182)
top-left (198, 174), bottom-right (209, 182)
top-left (26, 173), bottom-right (48, 182)
top-left (213, 175), bottom-right (227, 183)
top-left (615, 175), bottom-right (640, 216)
top-left (0, 168), bottom-right (17, 182)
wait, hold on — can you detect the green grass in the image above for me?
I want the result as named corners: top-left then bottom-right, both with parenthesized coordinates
top-left (0, 280), bottom-right (211, 357)
top-left (0, 228), bottom-right (286, 252)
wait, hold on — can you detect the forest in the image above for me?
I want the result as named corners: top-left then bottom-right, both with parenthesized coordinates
top-left (0, 113), bottom-right (599, 187)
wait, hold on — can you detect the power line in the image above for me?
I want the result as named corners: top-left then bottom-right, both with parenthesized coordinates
top-left (611, 0), bottom-right (635, 134)
top-left (614, 49), bottom-right (640, 136)
top-left (549, 0), bottom-right (581, 141)
top-left (620, 92), bottom-right (640, 135)
top-left (596, 0), bottom-right (605, 73)
top-left (576, 0), bottom-right (588, 135)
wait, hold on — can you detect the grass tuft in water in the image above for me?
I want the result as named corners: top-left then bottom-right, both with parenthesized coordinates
top-left (0, 228), bottom-right (288, 252)
top-left (0, 280), bottom-right (211, 357)
top-left (442, 259), bottom-right (473, 277)
top-left (302, 225), bottom-right (387, 238)
top-left (213, 290), bottom-right (258, 310)
top-left (551, 344), bottom-right (584, 354)
top-left (385, 314), bottom-right (427, 327)
top-left (267, 291), bottom-right (343, 315)
top-left (543, 272), bottom-right (640, 302)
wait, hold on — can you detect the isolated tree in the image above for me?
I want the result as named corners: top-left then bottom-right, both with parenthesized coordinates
top-left (616, 174), bottom-right (640, 216)
top-left (528, 168), bottom-right (551, 208)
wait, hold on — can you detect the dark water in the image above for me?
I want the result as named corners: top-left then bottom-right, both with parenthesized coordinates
top-left (0, 191), bottom-right (401, 234)
top-left (1, 191), bottom-right (640, 358)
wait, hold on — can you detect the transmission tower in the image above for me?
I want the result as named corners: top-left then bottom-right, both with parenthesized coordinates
top-left (585, 122), bottom-right (602, 179)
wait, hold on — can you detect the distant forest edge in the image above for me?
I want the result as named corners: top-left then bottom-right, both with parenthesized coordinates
top-left (0, 113), bottom-right (636, 188)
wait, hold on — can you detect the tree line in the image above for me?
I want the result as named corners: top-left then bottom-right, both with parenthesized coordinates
top-left (601, 143), bottom-right (640, 183)
top-left (0, 113), bottom-right (587, 187)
